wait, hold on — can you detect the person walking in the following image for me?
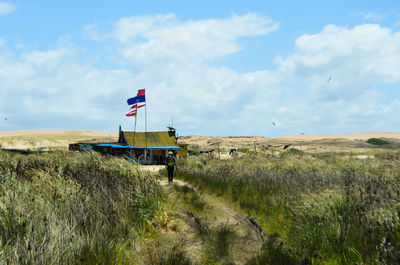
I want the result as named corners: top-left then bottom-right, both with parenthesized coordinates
top-left (165, 151), bottom-right (176, 183)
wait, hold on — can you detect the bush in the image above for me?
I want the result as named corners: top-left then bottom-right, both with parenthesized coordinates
top-left (188, 149), bottom-right (200, 156)
top-left (366, 138), bottom-right (389, 145)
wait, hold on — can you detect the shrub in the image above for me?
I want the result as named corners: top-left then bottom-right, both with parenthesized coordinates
top-left (366, 138), bottom-right (389, 145)
top-left (188, 149), bottom-right (200, 156)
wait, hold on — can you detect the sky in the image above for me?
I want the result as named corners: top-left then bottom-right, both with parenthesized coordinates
top-left (1, 0), bottom-right (400, 137)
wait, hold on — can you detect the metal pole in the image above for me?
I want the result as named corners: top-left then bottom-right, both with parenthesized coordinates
top-left (133, 114), bottom-right (137, 147)
top-left (145, 92), bottom-right (148, 159)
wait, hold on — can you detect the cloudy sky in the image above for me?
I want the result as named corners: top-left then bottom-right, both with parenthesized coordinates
top-left (1, 0), bottom-right (400, 136)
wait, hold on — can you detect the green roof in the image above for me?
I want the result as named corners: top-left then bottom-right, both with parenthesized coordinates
top-left (121, 131), bottom-right (177, 147)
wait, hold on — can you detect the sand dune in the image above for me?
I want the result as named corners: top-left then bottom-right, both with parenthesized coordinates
top-left (0, 130), bottom-right (118, 138)
top-left (0, 130), bottom-right (398, 153)
top-left (276, 132), bottom-right (400, 141)
top-left (0, 130), bottom-right (118, 150)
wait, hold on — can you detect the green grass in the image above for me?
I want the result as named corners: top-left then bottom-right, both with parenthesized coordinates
top-left (144, 244), bottom-right (193, 265)
top-left (176, 151), bottom-right (400, 264)
top-left (173, 184), bottom-right (207, 212)
top-left (0, 150), bottom-right (164, 264)
top-left (202, 223), bottom-right (235, 264)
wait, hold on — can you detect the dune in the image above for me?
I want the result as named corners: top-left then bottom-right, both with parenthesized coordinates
top-left (0, 130), bottom-right (118, 150)
top-left (0, 130), bottom-right (398, 153)
top-left (0, 130), bottom-right (118, 138)
top-left (275, 132), bottom-right (400, 141)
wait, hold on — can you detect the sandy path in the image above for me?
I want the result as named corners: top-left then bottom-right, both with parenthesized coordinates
top-left (158, 176), bottom-right (263, 264)
top-left (140, 165), bottom-right (165, 172)
top-left (140, 164), bottom-right (264, 263)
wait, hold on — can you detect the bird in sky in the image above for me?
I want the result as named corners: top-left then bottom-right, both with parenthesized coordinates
top-left (327, 76), bottom-right (332, 83)
top-left (4, 118), bottom-right (7, 120)
top-left (272, 121), bottom-right (276, 127)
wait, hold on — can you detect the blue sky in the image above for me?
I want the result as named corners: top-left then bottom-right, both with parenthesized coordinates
top-left (1, 1), bottom-right (400, 136)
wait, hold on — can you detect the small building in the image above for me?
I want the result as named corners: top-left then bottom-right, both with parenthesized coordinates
top-left (69, 126), bottom-right (187, 164)
top-left (118, 126), bottom-right (187, 164)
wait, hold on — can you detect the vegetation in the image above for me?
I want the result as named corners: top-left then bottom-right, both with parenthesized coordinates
top-left (0, 150), bottom-right (164, 264)
top-left (177, 151), bottom-right (400, 264)
top-left (173, 184), bottom-right (207, 212)
top-left (202, 223), bottom-right (235, 264)
top-left (367, 138), bottom-right (389, 145)
top-left (144, 244), bottom-right (193, 265)
top-left (3, 146), bottom-right (400, 264)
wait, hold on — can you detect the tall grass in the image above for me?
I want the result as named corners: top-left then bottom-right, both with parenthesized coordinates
top-left (177, 151), bottom-right (400, 264)
top-left (202, 223), bottom-right (235, 264)
top-left (0, 150), bottom-right (163, 264)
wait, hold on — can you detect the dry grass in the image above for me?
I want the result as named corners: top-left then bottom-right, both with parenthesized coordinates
top-left (177, 150), bottom-right (400, 264)
top-left (179, 133), bottom-right (400, 153)
top-left (0, 130), bottom-right (118, 150)
top-left (0, 150), bottom-right (163, 264)
top-left (1, 129), bottom-right (399, 154)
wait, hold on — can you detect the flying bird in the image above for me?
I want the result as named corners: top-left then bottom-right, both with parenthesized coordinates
top-left (327, 76), bottom-right (332, 83)
top-left (272, 121), bottom-right (276, 127)
top-left (4, 118), bottom-right (7, 120)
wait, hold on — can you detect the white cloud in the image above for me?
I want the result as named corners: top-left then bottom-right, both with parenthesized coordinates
top-left (114, 13), bottom-right (279, 63)
top-left (83, 24), bottom-right (101, 40)
top-left (0, 13), bottom-right (282, 134)
top-left (354, 12), bottom-right (385, 21)
top-left (21, 49), bottom-right (69, 66)
top-left (1, 14), bottom-right (400, 136)
top-left (0, 2), bottom-right (15, 15)
top-left (279, 24), bottom-right (400, 102)
top-left (0, 49), bottom-right (137, 130)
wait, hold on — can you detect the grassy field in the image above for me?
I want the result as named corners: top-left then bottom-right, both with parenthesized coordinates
top-left (176, 149), bottom-right (400, 264)
top-left (1, 130), bottom-right (400, 264)
top-left (0, 150), bottom-right (164, 264)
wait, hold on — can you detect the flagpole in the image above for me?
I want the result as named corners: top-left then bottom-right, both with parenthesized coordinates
top-left (133, 114), bottom-right (137, 147)
top-left (145, 90), bottom-right (148, 159)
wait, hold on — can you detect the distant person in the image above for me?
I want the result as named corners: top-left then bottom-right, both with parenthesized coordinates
top-left (165, 151), bottom-right (176, 183)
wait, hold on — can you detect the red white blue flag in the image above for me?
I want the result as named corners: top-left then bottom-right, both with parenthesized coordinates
top-left (127, 89), bottom-right (146, 105)
top-left (126, 89), bottom-right (146, 117)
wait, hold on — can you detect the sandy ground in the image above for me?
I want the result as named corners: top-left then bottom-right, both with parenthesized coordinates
top-left (0, 130), bottom-right (118, 150)
top-left (179, 132), bottom-right (400, 147)
top-left (0, 130), bottom-right (118, 138)
top-left (159, 177), bottom-right (264, 264)
top-left (0, 130), bottom-right (399, 153)
top-left (275, 132), bottom-right (400, 141)
top-left (140, 165), bottom-right (165, 172)
top-left (179, 132), bottom-right (400, 153)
